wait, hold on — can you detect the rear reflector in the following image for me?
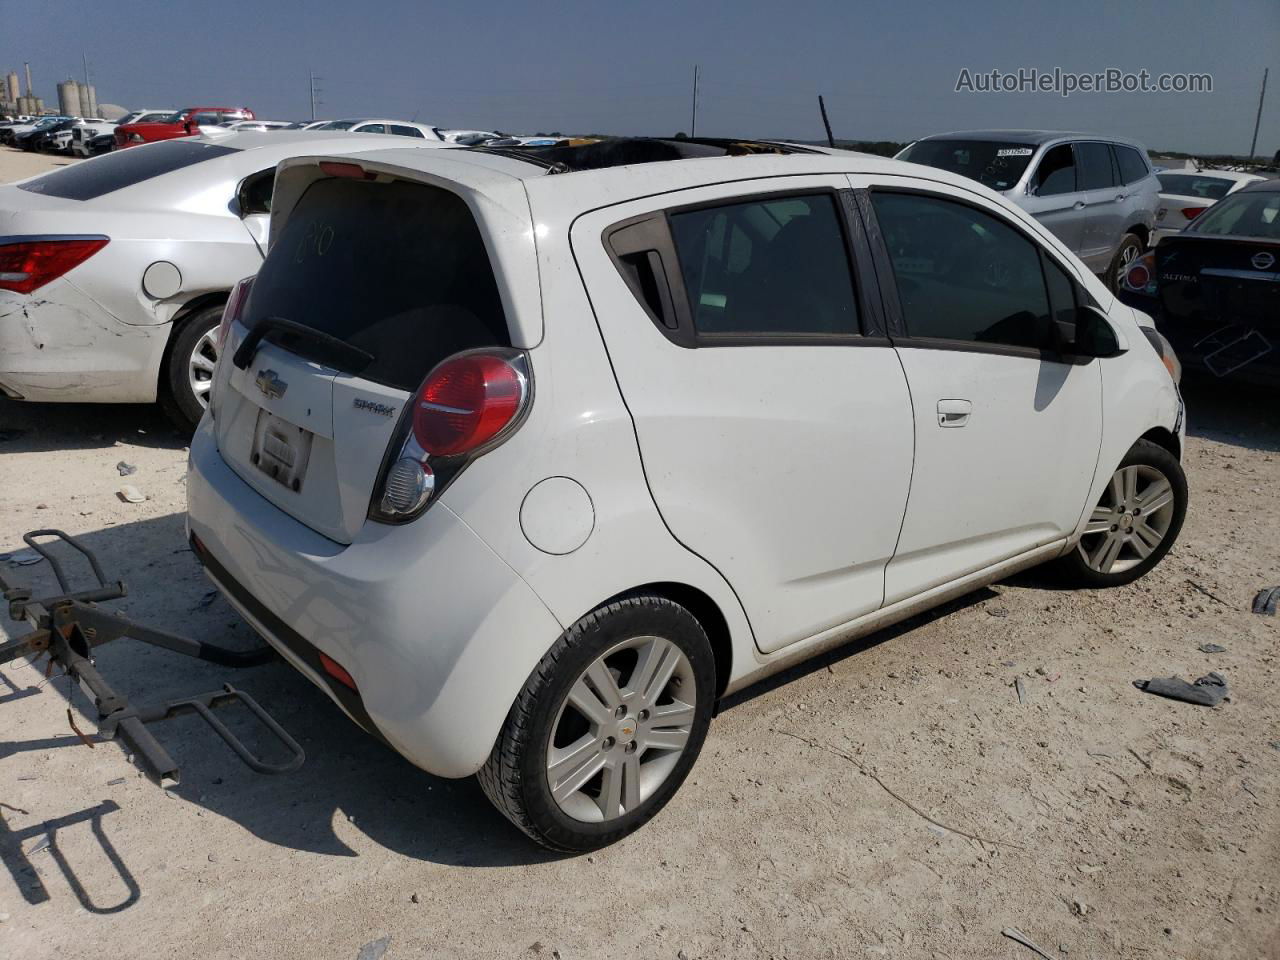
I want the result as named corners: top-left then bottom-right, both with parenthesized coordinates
top-left (319, 652), bottom-right (357, 691)
top-left (1181, 207), bottom-right (1204, 221)
top-left (0, 236), bottom-right (109, 294)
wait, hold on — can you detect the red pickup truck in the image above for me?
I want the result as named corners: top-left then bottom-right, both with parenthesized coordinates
top-left (114, 106), bottom-right (256, 148)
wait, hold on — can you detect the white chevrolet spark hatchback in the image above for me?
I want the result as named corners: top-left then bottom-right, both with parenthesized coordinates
top-left (187, 138), bottom-right (1187, 851)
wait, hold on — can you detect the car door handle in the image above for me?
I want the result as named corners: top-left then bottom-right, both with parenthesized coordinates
top-left (937, 399), bottom-right (972, 427)
top-left (1073, 201), bottom-right (1086, 210)
top-left (1115, 194), bottom-right (1127, 202)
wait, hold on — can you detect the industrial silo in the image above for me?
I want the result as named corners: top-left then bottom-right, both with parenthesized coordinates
top-left (58, 79), bottom-right (83, 117)
top-left (5, 72), bottom-right (18, 104)
top-left (83, 84), bottom-right (98, 118)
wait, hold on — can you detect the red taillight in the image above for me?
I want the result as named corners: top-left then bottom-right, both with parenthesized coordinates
top-left (1122, 252), bottom-right (1157, 294)
top-left (216, 275), bottom-right (255, 349)
top-left (412, 353), bottom-right (526, 457)
top-left (319, 161), bottom-right (373, 180)
top-left (1181, 207), bottom-right (1204, 221)
top-left (371, 349), bottom-right (530, 522)
top-left (0, 237), bottom-right (108, 294)
top-left (1125, 263), bottom-right (1150, 289)
top-left (318, 652), bottom-right (357, 691)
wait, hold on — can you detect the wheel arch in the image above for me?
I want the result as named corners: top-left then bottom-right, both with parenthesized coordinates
top-left (1139, 425), bottom-right (1181, 461)
top-left (155, 291), bottom-right (229, 393)
top-left (1126, 224), bottom-right (1150, 248)
top-left (602, 582), bottom-right (734, 699)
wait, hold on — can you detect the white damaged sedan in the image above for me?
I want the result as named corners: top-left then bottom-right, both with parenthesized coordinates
top-left (0, 130), bottom-right (449, 429)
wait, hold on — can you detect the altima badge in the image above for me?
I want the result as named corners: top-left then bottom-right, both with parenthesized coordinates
top-left (254, 369), bottom-right (288, 400)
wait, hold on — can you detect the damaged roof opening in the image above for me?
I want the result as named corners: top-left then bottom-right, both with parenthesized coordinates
top-left (469, 136), bottom-right (821, 173)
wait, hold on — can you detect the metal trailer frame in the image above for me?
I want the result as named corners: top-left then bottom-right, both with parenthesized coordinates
top-left (1, 529), bottom-right (304, 782)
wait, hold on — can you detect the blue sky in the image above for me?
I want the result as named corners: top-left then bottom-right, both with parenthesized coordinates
top-left (2, 0), bottom-right (1276, 154)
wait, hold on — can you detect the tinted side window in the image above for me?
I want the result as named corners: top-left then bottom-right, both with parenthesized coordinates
top-left (359, 123), bottom-right (387, 135)
top-left (1042, 254), bottom-right (1078, 344)
top-left (390, 125), bottom-right (425, 138)
top-left (668, 194), bottom-right (859, 337)
top-left (1115, 146), bottom-right (1150, 185)
top-left (1034, 144), bottom-right (1076, 196)
top-left (871, 192), bottom-right (1052, 350)
top-left (1076, 142), bottom-right (1117, 190)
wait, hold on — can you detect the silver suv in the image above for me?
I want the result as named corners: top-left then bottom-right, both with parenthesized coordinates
top-left (898, 131), bottom-right (1160, 290)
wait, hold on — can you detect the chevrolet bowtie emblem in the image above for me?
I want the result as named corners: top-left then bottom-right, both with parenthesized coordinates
top-left (255, 368), bottom-right (287, 400)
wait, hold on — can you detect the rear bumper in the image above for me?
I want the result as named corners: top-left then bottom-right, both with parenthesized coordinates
top-left (0, 283), bottom-right (166, 403)
top-left (185, 418), bottom-right (564, 778)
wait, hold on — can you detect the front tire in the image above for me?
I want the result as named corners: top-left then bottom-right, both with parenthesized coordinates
top-left (478, 594), bottom-right (716, 852)
top-left (1057, 439), bottom-right (1187, 587)
top-left (1107, 232), bottom-right (1144, 292)
top-left (160, 303), bottom-right (224, 433)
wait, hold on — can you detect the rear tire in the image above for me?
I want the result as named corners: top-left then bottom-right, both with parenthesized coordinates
top-left (478, 594), bottom-right (716, 852)
top-left (159, 303), bottom-right (224, 433)
top-left (1107, 233), bottom-right (1144, 292)
top-left (1056, 439), bottom-right (1187, 588)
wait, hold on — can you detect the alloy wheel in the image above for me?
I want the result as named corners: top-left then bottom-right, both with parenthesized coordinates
top-left (1078, 464), bottom-right (1176, 574)
top-left (546, 635), bottom-right (697, 823)
top-left (187, 327), bottom-right (219, 408)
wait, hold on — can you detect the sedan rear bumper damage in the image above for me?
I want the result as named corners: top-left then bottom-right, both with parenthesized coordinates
top-left (0, 282), bottom-right (167, 403)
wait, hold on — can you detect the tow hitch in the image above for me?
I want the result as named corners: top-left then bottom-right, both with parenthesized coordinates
top-left (0, 529), bottom-right (305, 782)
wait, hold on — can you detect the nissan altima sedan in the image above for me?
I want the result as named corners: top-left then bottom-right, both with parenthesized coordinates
top-left (0, 130), bottom-right (449, 429)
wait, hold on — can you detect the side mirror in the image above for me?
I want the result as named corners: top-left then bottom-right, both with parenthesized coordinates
top-left (235, 170), bottom-right (273, 218)
top-left (1061, 305), bottom-right (1128, 359)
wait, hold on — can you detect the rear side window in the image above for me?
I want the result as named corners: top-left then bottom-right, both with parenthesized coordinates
top-left (245, 177), bottom-right (509, 392)
top-left (1033, 144), bottom-right (1076, 196)
top-left (667, 194), bottom-right (859, 336)
top-left (389, 125), bottom-right (425, 138)
top-left (1076, 142), bottom-right (1117, 190)
top-left (17, 140), bottom-right (239, 200)
top-left (871, 191), bottom-right (1053, 350)
top-left (1115, 146), bottom-right (1150, 184)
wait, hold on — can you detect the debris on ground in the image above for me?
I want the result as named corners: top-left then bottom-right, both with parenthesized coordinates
top-left (192, 590), bottom-right (218, 611)
top-left (118, 485), bottom-right (146, 503)
top-left (7, 551), bottom-right (43, 566)
top-left (1134, 671), bottom-right (1229, 707)
top-left (1252, 587), bottom-right (1279, 616)
top-left (116, 461), bottom-right (138, 476)
top-left (1001, 926), bottom-right (1057, 959)
top-left (1015, 677), bottom-right (1028, 704)
top-left (356, 937), bottom-right (391, 960)
top-left (1197, 642), bottom-right (1227, 654)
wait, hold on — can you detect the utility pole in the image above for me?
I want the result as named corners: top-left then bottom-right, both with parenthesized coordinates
top-left (82, 50), bottom-right (90, 92)
top-left (1249, 67), bottom-right (1268, 163)
top-left (309, 71), bottom-right (323, 122)
top-left (690, 64), bottom-right (699, 138)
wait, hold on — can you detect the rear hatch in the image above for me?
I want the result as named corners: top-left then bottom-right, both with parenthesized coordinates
top-left (212, 166), bottom-right (519, 544)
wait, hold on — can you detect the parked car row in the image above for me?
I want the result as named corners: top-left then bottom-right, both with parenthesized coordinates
top-left (0, 127), bottom-right (1192, 851)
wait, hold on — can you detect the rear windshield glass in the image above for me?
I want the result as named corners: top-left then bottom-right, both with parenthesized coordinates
top-left (1190, 190), bottom-right (1280, 239)
top-left (898, 139), bottom-right (1036, 191)
top-left (1157, 174), bottom-right (1234, 201)
top-left (244, 177), bottom-right (510, 392)
top-left (18, 140), bottom-right (238, 201)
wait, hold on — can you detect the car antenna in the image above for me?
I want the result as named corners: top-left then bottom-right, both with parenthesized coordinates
top-left (818, 94), bottom-right (836, 149)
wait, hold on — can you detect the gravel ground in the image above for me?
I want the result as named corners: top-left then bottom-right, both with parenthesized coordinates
top-left (1, 147), bottom-right (1277, 960)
